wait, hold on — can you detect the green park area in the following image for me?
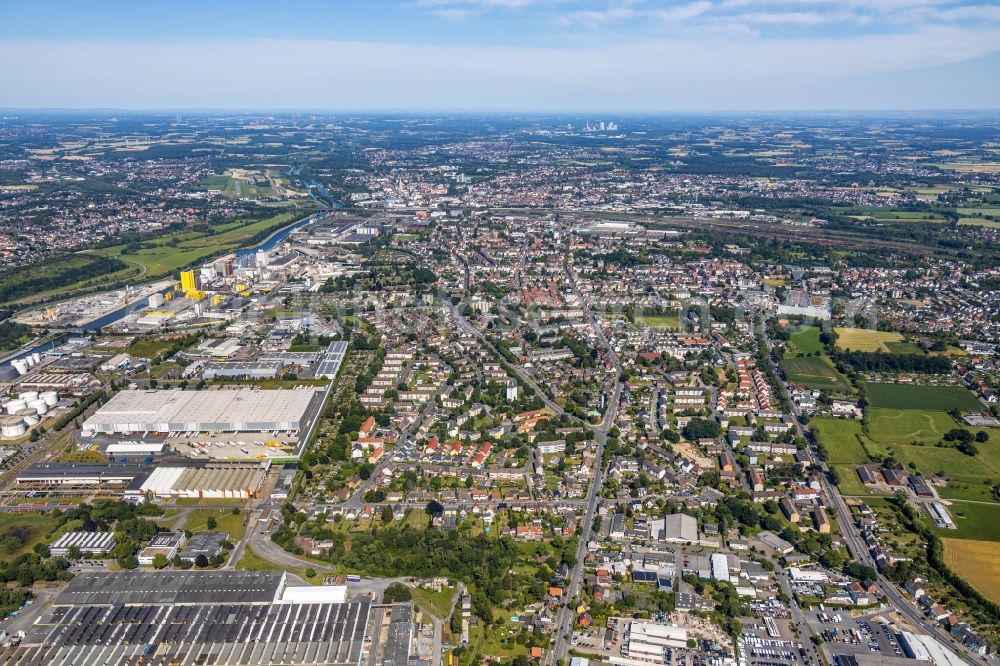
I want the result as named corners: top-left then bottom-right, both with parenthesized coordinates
top-left (183, 508), bottom-right (246, 541)
top-left (90, 211), bottom-right (299, 279)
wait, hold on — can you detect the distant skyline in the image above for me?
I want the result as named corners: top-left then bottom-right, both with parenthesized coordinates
top-left (2, 0), bottom-right (999, 110)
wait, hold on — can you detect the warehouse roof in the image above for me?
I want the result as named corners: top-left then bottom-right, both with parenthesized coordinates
top-left (54, 570), bottom-right (283, 606)
top-left (83, 387), bottom-right (320, 432)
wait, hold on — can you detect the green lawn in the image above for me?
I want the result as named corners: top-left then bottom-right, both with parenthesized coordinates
top-left (408, 584), bottom-right (457, 619)
top-left (788, 326), bottom-right (825, 354)
top-left (783, 355), bottom-right (851, 391)
top-left (812, 417), bottom-right (870, 464)
top-left (0, 513), bottom-right (63, 557)
top-left (832, 464), bottom-right (885, 497)
top-left (869, 442), bottom-right (1000, 481)
top-left (184, 508), bottom-right (246, 541)
top-left (935, 501), bottom-right (1000, 541)
top-left (863, 383), bottom-right (983, 412)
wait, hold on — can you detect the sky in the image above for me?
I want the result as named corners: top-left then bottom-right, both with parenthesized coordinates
top-left (1, 0), bottom-right (999, 110)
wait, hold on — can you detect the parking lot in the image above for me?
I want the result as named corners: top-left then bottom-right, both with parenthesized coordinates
top-left (804, 609), bottom-right (903, 658)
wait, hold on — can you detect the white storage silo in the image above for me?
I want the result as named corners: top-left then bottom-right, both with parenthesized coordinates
top-left (0, 415), bottom-right (26, 438)
top-left (12, 360), bottom-right (27, 375)
top-left (28, 399), bottom-right (48, 416)
top-left (40, 391), bottom-right (58, 407)
top-left (17, 409), bottom-right (39, 427)
top-left (19, 391), bottom-right (38, 403)
top-left (148, 293), bottom-right (164, 308)
top-left (30, 352), bottom-right (40, 365)
top-left (6, 399), bottom-right (26, 415)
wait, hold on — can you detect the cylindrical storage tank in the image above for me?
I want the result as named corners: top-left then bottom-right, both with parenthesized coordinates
top-left (12, 360), bottom-right (27, 375)
top-left (19, 391), bottom-right (38, 403)
top-left (40, 391), bottom-right (58, 407)
top-left (28, 399), bottom-right (48, 416)
top-left (148, 293), bottom-right (164, 308)
top-left (30, 353), bottom-right (40, 364)
top-left (24, 356), bottom-right (35, 368)
top-left (0, 415), bottom-right (26, 438)
top-left (6, 399), bottom-right (26, 415)
top-left (17, 409), bottom-right (38, 427)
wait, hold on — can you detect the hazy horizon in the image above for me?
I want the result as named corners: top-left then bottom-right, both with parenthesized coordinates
top-left (2, 1), bottom-right (1000, 110)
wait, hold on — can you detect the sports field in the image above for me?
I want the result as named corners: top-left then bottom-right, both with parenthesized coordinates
top-left (863, 383), bottom-right (983, 412)
top-left (783, 355), bottom-right (851, 391)
top-left (636, 314), bottom-right (680, 330)
top-left (942, 538), bottom-right (1000, 604)
top-left (834, 328), bottom-right (906, 352)
top-left (811, 417), bottom-right (869, 464)
top-left (788, 326), bottom-right (824, 354)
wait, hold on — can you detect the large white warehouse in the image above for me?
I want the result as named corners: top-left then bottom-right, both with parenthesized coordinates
top-left (81, 388), bottom-right (321, 437)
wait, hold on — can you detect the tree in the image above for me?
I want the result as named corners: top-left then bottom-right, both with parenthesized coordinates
top-left (152, 553), bottom-right (169, 569)
top-left (426, 500), bottom-right (444, 518)
top-left (206, 516), bottom-right (217, 530)
top-left (305, 568), bottom-right (317, 579)
top-left (683, 418), bottom-right (721, 441)
top-left (194, 554), bottom-right (209, 568)
top-left (383, 582), bottom-right (412, 603)
top-left (975, 431), bottom-right (990, 443)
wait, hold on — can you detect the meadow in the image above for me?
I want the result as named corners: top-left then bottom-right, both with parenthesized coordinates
top-left (865, 408), bottom-right (959, 445)
top-left (90, 211), bottom-right (298, 278)
top-left (811, 417), bottom-right (870, 464)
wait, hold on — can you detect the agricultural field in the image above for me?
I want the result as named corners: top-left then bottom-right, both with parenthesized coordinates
top-left (636, 314), bottom-right (680, 330)
top-left (783, 355), bottom-right (851, 391)
top-left (863, 383), bottom-right (983, 412)
top-left (811, 417), bottom-right (869, 464)
top-left (942, 538), bottom-right (1000, 604)
top-left (834, 328), bottom-right (906, 352)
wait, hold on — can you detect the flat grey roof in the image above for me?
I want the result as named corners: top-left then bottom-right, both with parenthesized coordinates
top-left (5, 598), bottom-right (373, 666)
top-left (54, 570), bottom-right (282, 607)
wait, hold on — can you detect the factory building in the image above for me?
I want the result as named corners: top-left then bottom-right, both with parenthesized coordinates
top-left (138, 464), bottom-right (266, 500)
top-left (50, 531), bottom-right (117, 557)
top-left (81, 387), bottom-right (321, 437)
top-left (0, 570), bottom-right (414, 666)
top-left (201, 361), bottom-right (283, 381)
